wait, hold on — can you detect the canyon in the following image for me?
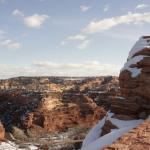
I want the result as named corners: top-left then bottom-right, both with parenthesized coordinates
top-left (0, 36), bottom-right (149, 150)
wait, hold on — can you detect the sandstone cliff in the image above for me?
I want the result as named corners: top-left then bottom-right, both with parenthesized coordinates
top-left (81, 36), bottom-right (150, 150)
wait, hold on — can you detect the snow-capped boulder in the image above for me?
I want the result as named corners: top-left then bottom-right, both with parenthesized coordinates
top-left (119, 36), bottom-right (150, 99)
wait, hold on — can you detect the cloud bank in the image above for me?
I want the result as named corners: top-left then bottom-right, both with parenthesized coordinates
top-left (82, 12), bottom-right (150, 34)
top-left (0, 61), bottom-right (121, 79)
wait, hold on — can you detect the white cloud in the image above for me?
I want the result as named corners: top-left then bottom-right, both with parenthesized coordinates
top-left (68, 34), bottom-right (87, 41)
top-left (82, 12), bottom-right (150, 34)
top-left (62, 34), bottom-right (88, 49)
top-left (80, 5), bottom-right (91, 12)
top-left (136, 4), bottom-right (148, 9)
top-left (12, 9), bottom-right (24, 17)
top-left (103, 5), bottom-right (109, 12)
top-left (0, 39), bottom-right (22, 49)
top-left (12, 9), bottom-right (49, 29)
top-left (0, 29), bottom-right (22, 49)
top-left (24, 14), bottom-right (49, 28)
top-left (78, 40), bottom-right (90, 49)
top-left (0, 60), bottom-right (121, 79)
top-left (33, 60), bottom-right (120, 76)
top-left (62, 12), bottom-right (150, 50)
top-left (0, 64), bottom-right (36, 79)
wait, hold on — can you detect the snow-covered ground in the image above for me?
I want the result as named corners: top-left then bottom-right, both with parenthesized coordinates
top-left (81, 111), bottom-right (144, 150)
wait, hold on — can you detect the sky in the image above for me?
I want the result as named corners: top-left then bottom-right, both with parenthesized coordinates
top-left (0, 0), bottom-right (150, 78)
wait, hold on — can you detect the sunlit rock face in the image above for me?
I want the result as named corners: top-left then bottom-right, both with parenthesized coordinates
top-left (119, 36), bottom-right (150, 100)
top-left (0, 122), bottom-right (5, 140)
top-left (23, 94), bottom-right (106, 134)
top-left (80, 36), bottom-right (150, 150)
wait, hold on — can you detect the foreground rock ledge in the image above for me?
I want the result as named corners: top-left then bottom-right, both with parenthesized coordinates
top-left (102, 119), bottom-right (150, 150)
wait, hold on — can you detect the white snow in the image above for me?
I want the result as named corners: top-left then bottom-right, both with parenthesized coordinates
top-left (0, 141), bottom-right (38, 150)
top-left (120, 36), bottom-right (150, 78)
top-left (81, 127), bottom-right (135, 150)
top-left (110, 118), bottom-right (143, 129)
top-left (0, 141), bottom-right (21, 150)
top-left (81, 111), bottom-right (144, 150)
top-left (121, 55), bottom-right (146, 77)
top-left (82, 116), bottom-right (106, 148)
top-left (28, 145), bottom-right (38, 150)
top-left (116, 96), bottom-right (126, 100)
top-left (128, 37), bottom-right (150, 59)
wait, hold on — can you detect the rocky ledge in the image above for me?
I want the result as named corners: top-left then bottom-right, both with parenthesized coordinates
top-left (103, 119), bottom-right (150, 150)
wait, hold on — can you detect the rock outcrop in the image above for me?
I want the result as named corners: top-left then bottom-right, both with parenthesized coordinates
top-left (24, 94), bottom-right (106, 134)
top-left (0, 90), bottom-right (106, 137)
top-left (117, 36), bottom-right (150, 119)
top-left (107, 36), bottom-right (150, 124)
top-left (0, 122), bottom-right (5, 140)
top-left (102, 119), bottom-right (150, 150)
top-left (81, 36), bottom-right (150, 150)
top-left (119, 36), bottom-right (150, 99)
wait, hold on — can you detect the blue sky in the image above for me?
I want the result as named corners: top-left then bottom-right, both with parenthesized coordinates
top-left (0, 0), bottom-right (150, 78)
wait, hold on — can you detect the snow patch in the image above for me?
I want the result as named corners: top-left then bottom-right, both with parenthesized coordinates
top-left (120, 36), bottom-right (150, 78)
top-left (116, 96), bottom-right (126, 100)
top-left (0, 141), bottom-right (38, 150)
top-left (110, 118), bottom-right (143, 129)
top-left (81, 127), bottom-right (136, 150)
top-left (128, 37), bottom-right (150, 59)
top-left (121, 55), bottom-right (146, 77)
top-left (82, 116), bottom-right (106, 148)
top-left (81, 112), bottom-right (144, 150)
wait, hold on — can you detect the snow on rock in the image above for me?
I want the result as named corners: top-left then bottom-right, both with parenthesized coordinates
top-left (0, 141), bottom-right (38, 150)
top-left (110, 118), bottom-right (143, 129)
top-left (128, 36), bottom-right (150, 59)
top-left (82, 112), bottom-right (114, 148)
top-left (81, 127), bottom-right (135, 150)
top-left (28, 145), bottom-right (38, 150)
top-left (82, 116), bottom-right (106, 148)
top-left (81, 112), bottom-right (144, 150)
top-left (120, 36), bottom-right (150, 78)
top-left (0, 141), bottom-right (21, 150)
top-left (115, 96), bottom-right (125, 100)
top-left (121, 55), bottom-right (146, 77)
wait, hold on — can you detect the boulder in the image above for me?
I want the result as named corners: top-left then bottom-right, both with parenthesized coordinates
top-left (102, 120), bottom-right (150, 150)
top-left (118, 36), bottom-right (150, 118)
top-left (119, 36), bottom-right (150, 100)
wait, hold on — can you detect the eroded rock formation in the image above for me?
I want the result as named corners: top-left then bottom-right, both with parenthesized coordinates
top-left (81, 36), bottom-right (150, 150)
top-left (24, 94), bottom-right (106, 134)
top-left (119, 36), bottom-right (150, 99)
top-left (117, 36), bottom-right (150, 119)
top-left (0, 122), bottom-right (5, 140)
top-left (102, 119), bottom-right (150, 150)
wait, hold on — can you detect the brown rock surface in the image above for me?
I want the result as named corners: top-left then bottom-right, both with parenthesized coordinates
top-left (0, 122), bottom-right (5, 140)
top-left (101, 36), bottom-right (150, 148)
top-left (102, 119), bottom-right (150, 150)
top-left (118, 36), bottom-right (150, 118)
top-left (24, 94), bottom-right (106, 133)
top-left (119, 36), bottom-right (150, 100)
